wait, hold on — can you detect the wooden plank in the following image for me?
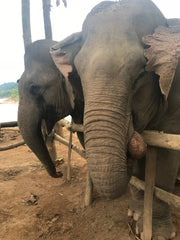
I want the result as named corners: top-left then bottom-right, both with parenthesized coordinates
top-left (130, 177), bottom-right (180, 209)
top-left (143, 146), bottom-right (157, 240)
top-left (142, 131), bottom-right (180, 151)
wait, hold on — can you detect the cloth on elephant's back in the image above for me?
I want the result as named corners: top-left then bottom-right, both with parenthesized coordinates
top-left (143, 25), bottom-right (180, 99)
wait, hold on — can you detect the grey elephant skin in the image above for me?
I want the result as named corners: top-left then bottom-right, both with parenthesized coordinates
top-left (18, 39), bottom-right (84, 177)
top-left (18, 0), bottom-right (180, 239)
top-left (59, 1), bottom-right (179, 239)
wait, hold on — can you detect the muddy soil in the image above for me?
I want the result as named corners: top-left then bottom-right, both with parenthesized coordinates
top-left (0, 128), bottom-right (180, 240)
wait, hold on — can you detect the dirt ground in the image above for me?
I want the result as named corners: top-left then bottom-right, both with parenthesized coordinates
top-left (0, 127), bottom-right (180, 240)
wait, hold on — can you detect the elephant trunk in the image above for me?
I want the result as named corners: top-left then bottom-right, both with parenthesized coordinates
top-left (18, 101), bottom-right (59, 178)
top-left (84, 83), bottom-right (132, 198)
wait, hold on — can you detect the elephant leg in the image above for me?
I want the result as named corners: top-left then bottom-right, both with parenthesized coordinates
top-left (177, 167), bottom-right (180, 182)
top-left (128, 149), bottom-right (179, 240)
top-left (84, 171), bottom-right (93, 207)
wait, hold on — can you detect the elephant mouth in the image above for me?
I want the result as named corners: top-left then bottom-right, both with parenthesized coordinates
top-left (128, 131), bottom-right (147, 160)
top-left (127, 131), bottom-right (147, 177)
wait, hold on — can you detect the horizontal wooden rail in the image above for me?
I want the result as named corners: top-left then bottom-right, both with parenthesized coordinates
top-left (60, 122), bottom-right (180, 152)
top-left (58, 119), bottom-right (84, 132)
top-left (54, 133), bottom-right (86, 159)
top-left (130, 176), bottom-right (180, 209)
top-left (142, 130), bottom-right (180, 151)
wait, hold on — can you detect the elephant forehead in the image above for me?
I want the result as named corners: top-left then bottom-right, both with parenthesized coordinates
top-left (82, 0), bottom-right (165, 41)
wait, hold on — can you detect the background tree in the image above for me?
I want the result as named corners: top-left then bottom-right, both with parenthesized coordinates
top-left (21, 0), bottom-right (32, 50)
top-left (42, 0), bottom-right (52, 40)
top-left (42, 0), bottom-right (67, 40)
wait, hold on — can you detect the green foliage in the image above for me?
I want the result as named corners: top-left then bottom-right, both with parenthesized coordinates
top-left (0, 82), bottom-right (19, 100)
top-left (10, 88), bottom-right (19, 100)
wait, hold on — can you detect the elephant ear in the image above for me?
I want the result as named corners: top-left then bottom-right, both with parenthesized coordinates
top-left (143, 25), bottom-right (180, 99)
top-left (50, 32), bottom-right (82, 109)
top-left (50, 32), bottom-right (82, 79)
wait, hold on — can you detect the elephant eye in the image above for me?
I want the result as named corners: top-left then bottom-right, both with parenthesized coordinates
top-left (30, 84), bottom-right (39, 95)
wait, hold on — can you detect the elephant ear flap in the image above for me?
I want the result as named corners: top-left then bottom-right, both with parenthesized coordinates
top-left (50, 32), bottom-right (82, 79)
top-left (143, 26), bottom-right (180, 99)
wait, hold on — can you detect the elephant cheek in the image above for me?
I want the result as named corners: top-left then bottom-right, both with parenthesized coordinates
top-left (128, 131), bottom-right (147, 159)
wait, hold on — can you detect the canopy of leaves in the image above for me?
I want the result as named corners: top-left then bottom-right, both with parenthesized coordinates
top-left (0, 82), bottom-right (18, 99)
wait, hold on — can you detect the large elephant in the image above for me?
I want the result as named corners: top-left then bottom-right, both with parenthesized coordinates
top-left (50, 0), bottom-right (180, 239)
top-left (18, 0), bottom-right (180, 239)
top-left (18, 39), bottom-right (84, 177)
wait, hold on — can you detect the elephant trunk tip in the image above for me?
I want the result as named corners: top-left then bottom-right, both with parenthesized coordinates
top-left (43, 160), bottom-right (63, 178)
top-left (91, 171), bottom-right (129, 199)
top-left (52, 171), bottom-right (63, 178)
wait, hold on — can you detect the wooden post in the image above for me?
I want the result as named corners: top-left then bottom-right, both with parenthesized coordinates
top-left (84, 171), bottom-right (93, 207)
top-left (67, 121), bottom-right (73, 181)
top-left (143, 146), bottom-right (157, 240)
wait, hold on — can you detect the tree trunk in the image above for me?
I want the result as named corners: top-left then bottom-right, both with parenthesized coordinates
top-left (42, 0), bottom-right (52, 40)
top-left (21, 0), bottom-right (32, 50)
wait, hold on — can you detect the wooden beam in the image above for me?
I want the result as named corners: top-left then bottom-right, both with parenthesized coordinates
top-left (142, 131), bottom-right (180, 151)
top-left (130, 177), bottom-right (180, 209)
top-left (54, 133), bottom-right (86, 159)
top-left (59, 124), bottom-right (180, 152)
top-left (58, 119), bottom-right (84, 132)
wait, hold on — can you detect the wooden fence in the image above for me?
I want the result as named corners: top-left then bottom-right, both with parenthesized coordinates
top-left (58, 120), bottom-right (180, 240)
top-left (1, 120), bottom-right (180, 240)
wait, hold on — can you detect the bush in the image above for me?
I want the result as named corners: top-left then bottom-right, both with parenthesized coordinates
top-left (10, 88), bottom-right (19, 100)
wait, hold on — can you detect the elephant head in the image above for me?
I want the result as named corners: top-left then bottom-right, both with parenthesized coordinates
top-left (18, 38), bottom-right (84, 177)
top-left (53, 0), bottom-right (176, 199)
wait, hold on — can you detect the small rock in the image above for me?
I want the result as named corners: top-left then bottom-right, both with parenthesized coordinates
top-left (27, 194), bottom-right (38, 205)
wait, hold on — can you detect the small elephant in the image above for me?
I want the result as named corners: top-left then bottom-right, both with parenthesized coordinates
top-left (18, 39), bottom-right (84, 177)
top-left (51, 0), bottom-right (180, 239)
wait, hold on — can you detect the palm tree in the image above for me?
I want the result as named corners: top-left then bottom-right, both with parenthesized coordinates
top-left (42, 0), bottom-right (52, 39)
top-left (21, 0), bottom-right (32, 50)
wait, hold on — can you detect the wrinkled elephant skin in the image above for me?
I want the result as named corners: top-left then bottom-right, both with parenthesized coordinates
top-left (18, 0), bottom-right (180, 239)
top-left (61, 0), bottom-right (179, 239)
top-left (18, 39), bottom-right (84, 177)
